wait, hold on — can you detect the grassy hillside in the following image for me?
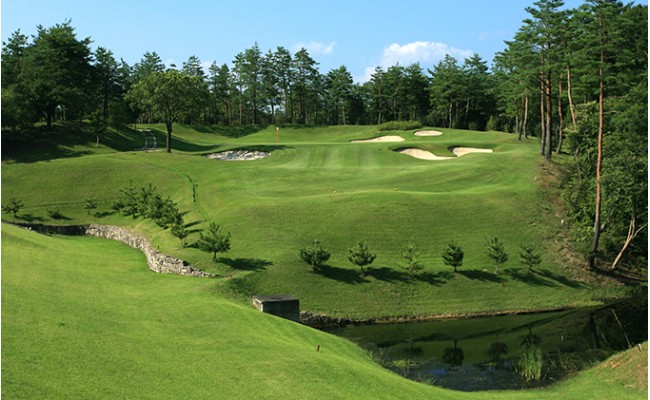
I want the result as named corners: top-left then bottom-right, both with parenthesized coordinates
top-left (1, 124), bottom-right (626, 320)
top-left (2, 223), bottom-right (646, 399)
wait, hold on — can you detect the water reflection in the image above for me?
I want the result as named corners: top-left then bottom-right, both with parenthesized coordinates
top-left (324, 295), bottom-right (646, 391)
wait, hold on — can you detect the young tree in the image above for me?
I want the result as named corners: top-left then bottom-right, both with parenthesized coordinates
top-left (299, 240), bottom-right (330, 272)
top-left (2, 197), bottom-right (24, 219)
top-left (84, 197), bottom-right (98, 216)
top-left (400, 243), bottom-right (424, 278)
top-left (347, 242), bottom-right (376, 276)
top-left (197, 222), bottom-right (231, 261)
top-left (486, 237), bottom-right (508, 274)
top-left (519, 245), bottom-right (542, 272)
top-left (171, 222), bottom-right (190, 248)
top-left (442, 242), bottom-right (464, 273)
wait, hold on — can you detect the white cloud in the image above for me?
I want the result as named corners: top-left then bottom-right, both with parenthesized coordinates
top-left (356, 41), bottom-right (473, 83)
top-left (291, 41), bottom-right (336, 55)
top-left (380, 41), bottom-right (472, 68)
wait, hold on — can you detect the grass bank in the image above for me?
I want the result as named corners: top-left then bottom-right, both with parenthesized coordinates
top-left (2, 125), bottom-right (629, 320)
top-left (2, 223), bottom-right (646, 399)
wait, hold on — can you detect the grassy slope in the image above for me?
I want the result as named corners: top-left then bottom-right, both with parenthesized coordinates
top-left (2, 223), bottom-right (646, 400)
top-left (1, 124), bottom-right (625, 320)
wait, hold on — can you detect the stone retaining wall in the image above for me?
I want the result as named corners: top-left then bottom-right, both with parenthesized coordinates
top-left (15, 222), bottom-right (212, 278)
top-left (85, 224), bottom-right (212, 277)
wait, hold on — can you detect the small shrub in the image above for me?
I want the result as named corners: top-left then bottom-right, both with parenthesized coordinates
top-left (2, 197), bottom-right (24, 218)
top-left (442, 242), bottom-right (464, 272)
top-left (486, 237), bottom-right (508, 274)
top-left (347, 242), bottom-right (376, 276)
top-left (171, 222), bottom-right (189, 247)
top-left (299, 240), bottom-right (331, 272)
top-left (197, 222), bottom-right (231, 261)
top-left (400, 243), bottom-right (423, 278)
top-left (47, 209), bottom-right (64, 220)
top-left (84, 197), bottom-right (98, 216)
top-left (113, 185), bottom-right (185, 228)
top-left (519, 244), bottom-right (542, 272)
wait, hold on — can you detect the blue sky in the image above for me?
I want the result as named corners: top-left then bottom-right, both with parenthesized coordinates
top-left (2, 0), bottom-right (645, 82)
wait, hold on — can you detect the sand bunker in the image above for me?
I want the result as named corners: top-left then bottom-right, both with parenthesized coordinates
top-left (206, 150), bottom-right (270, 161)
top-left (351, 135), bottom-right (405, 143)
top-left (398, 148), bottom-right (453, 160)
top-left (397, 147), bottom-right (493, 160)
top-left (451, 147), bottom-right (494, 157)
top-left (414, 130), bottom-right (444, 137)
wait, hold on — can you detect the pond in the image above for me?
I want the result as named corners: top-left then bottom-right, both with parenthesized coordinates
top-left (324, 294), bottom-right (647, 391)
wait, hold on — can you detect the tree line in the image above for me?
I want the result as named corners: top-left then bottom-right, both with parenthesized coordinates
top-left (1, 0), bottom-right (646, 271)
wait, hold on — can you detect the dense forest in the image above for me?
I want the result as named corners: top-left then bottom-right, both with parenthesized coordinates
top-left (1, 0), bottom-right (647, 271)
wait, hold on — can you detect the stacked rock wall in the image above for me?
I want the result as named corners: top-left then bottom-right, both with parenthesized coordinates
top-left (84, 224), bottom-right (212, 277)
top-left (15, 223), bottom-right (211, 278)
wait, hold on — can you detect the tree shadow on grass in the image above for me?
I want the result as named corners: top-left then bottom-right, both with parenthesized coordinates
top-left (505, 268), bottom-right (559, 288)
top-left (15, 214), bottom-right (47, 223)
top-left (416, 271), bottom-right (454, 286)
top-left (185, 124), bottom-right (267, 138)
top-left (217, 257), bottom-right (272, 272)
top-left (535, 269), bottom-right (586, 289)
top-left (368, 266), bottom-right (413, 283)
top-left (317, 264), bottom-right (369, 285)
top-left (458, 269), bottom-right (507, 284)
top-left (94, 210), bottom-right (116, 218)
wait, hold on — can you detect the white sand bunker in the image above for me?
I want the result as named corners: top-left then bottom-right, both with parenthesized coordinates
top-left (206, 150), bottom-right (270, 161)
top-left (414, 130), bottom-right (444, 136)
top-left (351, 135), bottom-right (405, 143)
top-left (397, 147), bottom-right (493, 160)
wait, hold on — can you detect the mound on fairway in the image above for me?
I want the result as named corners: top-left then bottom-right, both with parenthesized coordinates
top-left (351, 135), bottom-right (405, 143)
top-left (397, 146), bottom-right (493, 160)
top-left (206, 150), bottom-right (270, 161)
top-left (414, 130), bottom-right (444, 136)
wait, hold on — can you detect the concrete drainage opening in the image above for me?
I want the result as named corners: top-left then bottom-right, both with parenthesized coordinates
top-left (252, 295), bottom-right (300, 322)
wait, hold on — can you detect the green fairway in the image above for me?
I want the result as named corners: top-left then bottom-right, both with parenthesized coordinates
top-left (1, 125), bottom-right (643, 398)
top-left (2, 222), bottom-right (645, 399)
top-left (1, 125), bottom-right (626, 320)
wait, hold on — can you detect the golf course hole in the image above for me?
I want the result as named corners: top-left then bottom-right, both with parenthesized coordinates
top-left (397, 146), bottom-right (493, 160)
top-left (351, 135), bottom-right (405, 143)
top-left (414, 130), bottom-right (444, 136)
top-left (206, 150), bottom-right (270, 161)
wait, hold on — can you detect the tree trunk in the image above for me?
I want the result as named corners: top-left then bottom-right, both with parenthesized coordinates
top-left (523, 92), bottom-right (529, 139)
top-left (165, 120), bottom-right (173, 153)
top-left (589, 49), bottom-right (605, 269)
top-left (540, 83), bottom-right (546, 155)
top-left (516, 97), bottom-right (523, 140)
top-left (566, 63), bottom-right (578, 132)
top-left (556, 78), bottom-right (564, 154)
top-left (611, 214), bottom-right (647, 270)
top-left (544, 72), bottom-right (552, 161)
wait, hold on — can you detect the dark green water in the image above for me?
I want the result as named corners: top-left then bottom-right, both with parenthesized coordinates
top-left (325, 295), bottom-right (647, 391)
